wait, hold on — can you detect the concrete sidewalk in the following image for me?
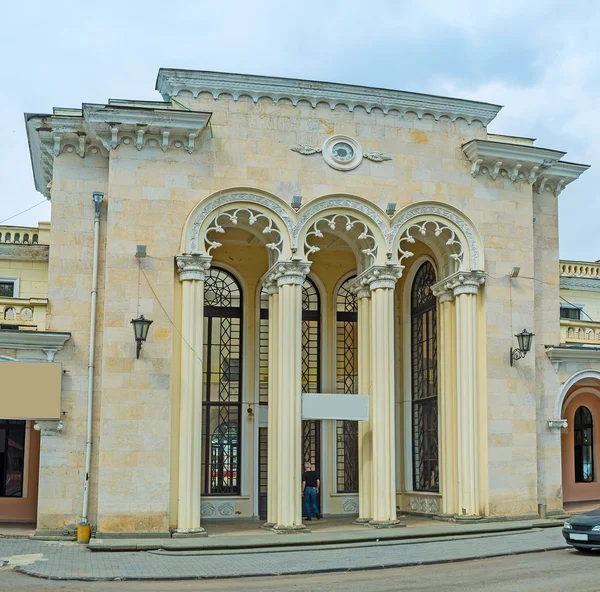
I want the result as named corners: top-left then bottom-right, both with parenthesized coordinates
top-left (0, 521), bottom-right (568, 581)
top-left (88, 518), bottom-right (564, 552)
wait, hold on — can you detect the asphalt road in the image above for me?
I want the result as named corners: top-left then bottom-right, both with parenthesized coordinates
top-left (0, 548), bottom-right (598, 592)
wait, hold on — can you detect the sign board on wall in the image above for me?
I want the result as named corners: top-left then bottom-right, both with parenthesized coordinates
top-left (0, 362), bottom-right (62, 419)
top-left (301, 393), bottom-right (369, 421)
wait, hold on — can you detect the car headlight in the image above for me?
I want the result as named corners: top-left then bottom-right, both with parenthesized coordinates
top-left (564, 522), bottom-right (572, 529)
top-left (592, 525), bottom-right (600, 532)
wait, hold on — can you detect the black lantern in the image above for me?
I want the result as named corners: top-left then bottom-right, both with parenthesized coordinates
top-left (510, 329), bottom-right (534, 366)
top-left (131, 315), bottom-right (153, 359)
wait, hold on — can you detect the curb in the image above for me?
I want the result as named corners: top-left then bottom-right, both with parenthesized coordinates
top-left (14, 543), bottom-right (569, 582)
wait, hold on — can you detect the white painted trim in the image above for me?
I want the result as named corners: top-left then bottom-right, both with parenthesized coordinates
top-left (555, 369), bottom-right (600, 420)
top-left (0, 276), bottom-right (19, 298)
top-left (253, 278), bottom-right (264, 518)
top-left (401, 256), bottom-right (438, 493)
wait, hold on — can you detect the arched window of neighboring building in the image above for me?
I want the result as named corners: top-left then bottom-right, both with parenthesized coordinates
top-left (574, 405), bottom-right (594, 483)
top-left (411, 261), bottom-right (439, 492)
top-left (23, 234), bottom-right (29, 244)
top-left (32, 234), bottom-right (38, 244)
top-left (335, 276), bottom-right (358, 493)
top-left (202, 267), bottom-right (242, 495)
top-left (4, 233), bottom-right (10, 243)
top-left (13, 234), bottom-right (20, 244)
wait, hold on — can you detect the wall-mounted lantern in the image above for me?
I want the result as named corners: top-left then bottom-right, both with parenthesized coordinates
top-left (510, 329), bottom-right (534, 366)
top-left (131, 315), bottom-right (153, 359)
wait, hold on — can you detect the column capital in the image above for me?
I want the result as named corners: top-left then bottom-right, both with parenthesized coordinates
top-left (265, 260), bottom-right (311, 288)
top-left (440, 270), bottom-right (485, 297)
top-left (349, 276), bottom-right (371, 299)
top-left (432, 280), bottom-right (454, 303)
top-left (34, 420), bottom-right (65, 436)
top-left (355, 264), bottom-right (403, 291)
top-left (176, 254), bottom-right (212, 282)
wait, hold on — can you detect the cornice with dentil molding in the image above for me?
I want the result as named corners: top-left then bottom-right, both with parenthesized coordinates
top-left (462, 139), bottom-right (589, 196)
top-left (26, 104), bottom-right (212, 198)
top-left (156, 69), bottom-right (502, 125)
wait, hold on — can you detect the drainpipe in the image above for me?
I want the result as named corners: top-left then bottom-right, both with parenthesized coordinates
top-left (80, 191), bottom-right (103, 538)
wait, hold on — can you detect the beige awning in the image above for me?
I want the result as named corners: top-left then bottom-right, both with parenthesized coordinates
top-left (0, 362), bottom-right (62, 419)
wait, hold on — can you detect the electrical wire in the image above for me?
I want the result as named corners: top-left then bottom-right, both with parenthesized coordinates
top-left (0, 199), bottom-right (47, 224)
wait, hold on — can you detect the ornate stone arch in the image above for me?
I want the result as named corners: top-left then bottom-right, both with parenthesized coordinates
top-left (183, 190), bottom-right (295, 263)
top-left (294, 195), bottom-right (389, 271)
top-left (390, 202), bottom-right (484, 277)
top-left (554, 369), bottom-right (600, 422)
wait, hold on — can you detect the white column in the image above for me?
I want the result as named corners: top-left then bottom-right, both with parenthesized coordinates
top-left (359, 265), bottom-right (403, 527)
top-left (448, 271), bottom-right (485, 518)
top-left (269, 260), bottom-right (311, 532)
top-left (174, 254), bottom-right (211, 536)
top-left (354, 284), bottom-right (373, 522)
top-left (432, 282), bottom-right (457, 516)
top-left (265, 280), bottom-right (279, 527)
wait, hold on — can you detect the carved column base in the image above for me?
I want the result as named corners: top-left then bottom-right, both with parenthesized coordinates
top-left (272, 523), bottom-right (309, 534)
top-left (171, 527), bottom-right (207, 538)
top-left (353, 517), bottom-right (372, 525)
top-left (261, 522), bottom-right (276, 530)
top-left (454, 514), bottom-right (483, 522)
top-left (368, 519), bottom-right (405, 529)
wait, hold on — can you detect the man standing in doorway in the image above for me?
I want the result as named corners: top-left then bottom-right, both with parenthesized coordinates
top-left (302, 462), bottom-right (321, 521)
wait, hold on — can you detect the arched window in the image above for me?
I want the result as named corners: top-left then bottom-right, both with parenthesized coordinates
top-left (302, 278), bottom-right (321, 474)
top-left (335, 276), bottom-right (358, 493)
top-left (23, 234), bottom-right (29, 244)
top-left (411, 261), bottom-right (439, 492)
top-left (202, 268), bottom-right (242, 495)
top-left (574, 406), bottom-right (594, 483)
top-left (32, 234), bottom-right (38, 244)
top-left (13, 234), bottom-right (20, 244)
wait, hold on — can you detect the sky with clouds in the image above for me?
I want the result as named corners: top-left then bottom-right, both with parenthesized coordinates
top-left (2, 0), bottom-right (598, 260)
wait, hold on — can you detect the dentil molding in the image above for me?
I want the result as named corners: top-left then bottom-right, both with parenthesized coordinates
top-left (26, 103), bottom-right (212, 197)
top-left (462, 139), bottom-right (589, 196)
top-left (156, 69), bottom-right (502, 125)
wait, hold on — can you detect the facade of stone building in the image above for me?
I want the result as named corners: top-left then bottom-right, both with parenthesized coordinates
top-left (20, 69), bottom-right (593, 536)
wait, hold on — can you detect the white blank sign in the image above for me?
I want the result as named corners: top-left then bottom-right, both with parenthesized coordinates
top-left (301, 393), bottom-right (369, 421)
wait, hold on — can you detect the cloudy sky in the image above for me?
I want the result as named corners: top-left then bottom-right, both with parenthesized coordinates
top-left (2, 0), bottom-right (598, 260)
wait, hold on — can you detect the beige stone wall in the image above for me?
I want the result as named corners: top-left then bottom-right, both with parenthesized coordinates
top-left (38, 151), bottom-right (108, 530)
top-left (39, 89), bottom-right (565, 529)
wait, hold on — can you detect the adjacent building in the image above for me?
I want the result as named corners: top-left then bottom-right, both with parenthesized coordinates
top-left (16, 68), bottom-right (596, 537)
top-left (0, 223), bottom-right (69, 524)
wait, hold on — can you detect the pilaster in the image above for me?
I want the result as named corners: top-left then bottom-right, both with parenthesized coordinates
top-left (173, 254), bottom-right (212, 537)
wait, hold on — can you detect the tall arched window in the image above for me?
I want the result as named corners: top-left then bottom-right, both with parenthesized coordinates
top-left (574, 406), bottom-right (594, 483)
top-left (411, 261), bottom-right (439, 492)
top-left (302, 278), bottom-right (321, 472)
top-left (202, 268), bottom-right (242, 495)
top-left (335, 276), bottom-right (358, 493)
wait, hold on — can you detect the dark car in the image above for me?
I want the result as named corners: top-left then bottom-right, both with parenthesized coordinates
top-left (563, 508), bottom-right (600, 551)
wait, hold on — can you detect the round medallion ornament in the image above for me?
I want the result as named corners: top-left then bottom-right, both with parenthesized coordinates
top-left (322, 135), bottom-right (362, 171)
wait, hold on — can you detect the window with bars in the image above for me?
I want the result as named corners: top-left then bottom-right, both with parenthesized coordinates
top-left (335, 276), bottom-right (359, 493)
top-left (202, 268), bottom-right (242, 495)
top-left (411, 262), bottom-right (439, 492)
top-left (0, 420), bottom-right (26, 497)
top-left (574, 406), bottom-right (594, 483)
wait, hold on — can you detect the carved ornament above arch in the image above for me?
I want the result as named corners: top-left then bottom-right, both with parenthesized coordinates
top-left (390, 203), bottom-right (484, 272)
